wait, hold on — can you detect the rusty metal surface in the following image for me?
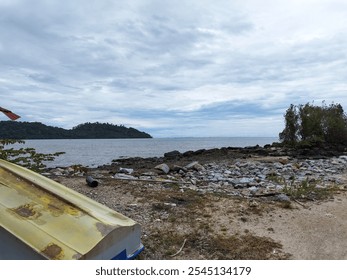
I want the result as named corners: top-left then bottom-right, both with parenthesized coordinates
top-left (0, 159), bottom-right (140, 259)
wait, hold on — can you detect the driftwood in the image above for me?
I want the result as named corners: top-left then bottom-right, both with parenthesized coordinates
top-left (251, 192), bottom-right (309, 208)
top-left (291, 198), bottom-right (309, 209)
top-left (170, 239), bottom-right (187, 257)
top-left (250, 192), bottom-right (282, 197)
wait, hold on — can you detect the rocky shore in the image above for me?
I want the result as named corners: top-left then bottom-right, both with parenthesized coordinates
top-left (48, 144), bottom-right (347, 259)
top-left (47, 144), bottom-right (347, 200)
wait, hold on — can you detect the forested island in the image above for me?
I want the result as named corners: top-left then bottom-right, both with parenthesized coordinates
top-left (0, 121), bottom-right (152, 139)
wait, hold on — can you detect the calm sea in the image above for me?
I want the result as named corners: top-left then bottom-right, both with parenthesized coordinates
top-left (12, 137), bottom-right (278, 167)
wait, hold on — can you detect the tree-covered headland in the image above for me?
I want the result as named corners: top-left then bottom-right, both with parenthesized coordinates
top-left (0, 121), bottom-right (152, 139)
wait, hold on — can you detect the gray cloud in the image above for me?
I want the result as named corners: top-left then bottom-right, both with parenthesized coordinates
top-left (1, 0), bottom-right (347, 137)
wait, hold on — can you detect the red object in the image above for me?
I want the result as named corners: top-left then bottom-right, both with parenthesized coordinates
top-left (0, 107), bottom-right (21, 120)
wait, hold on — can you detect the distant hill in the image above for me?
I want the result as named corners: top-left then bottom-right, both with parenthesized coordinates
top-left (0, 121), bottom-right (152, 139)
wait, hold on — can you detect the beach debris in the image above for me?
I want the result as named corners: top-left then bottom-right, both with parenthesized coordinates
top-left (86, 176), bottom-right (99, 188)
top-left (170, 238), bottom-right (187, 257)
top-left (113, 173), bottom-right (137, 180)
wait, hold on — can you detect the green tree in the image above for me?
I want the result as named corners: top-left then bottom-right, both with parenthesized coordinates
top-left (279, 102), bottom-right (347, 147)
top-left (322, 103), bottom-right (347, 144)
top-left (298, 103), bottom-right (325, 144)
top-left (279, 104), bottom-right (299, 145)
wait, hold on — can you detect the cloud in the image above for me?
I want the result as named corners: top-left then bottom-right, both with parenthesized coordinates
top-left (1, 0), bottom-right (347, 137)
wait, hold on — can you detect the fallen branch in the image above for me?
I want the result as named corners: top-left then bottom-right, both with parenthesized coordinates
top-left (250, 192), bottom-right (281, 197)
top-left (170, 239), bottom-right (187, 257)
top-left (291, 198), bottom-right (309, 209)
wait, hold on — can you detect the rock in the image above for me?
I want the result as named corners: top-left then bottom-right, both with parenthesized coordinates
top-left (273, 162), bottom-right (284, 169)
top-left (172, 165), bottom-right (187, 172)
top-left (163, 202), bottom-right (177, 207)
top-left (338, 155), bottom-right (347, 162)
top-left (185, 161), bottom-right (205, 171)
top-left (279, 158), bottom-right (289, 165)
top-left (275, 194), bottom-right (290, 202)
top-left (119, 167), bottom-right (134, 174)
top-left (239, 177), bottom-right (253, 184)
top-left (65, 167), bottom-right (75, 174)
top-left (164, 150), bottom-right (181, 158)
top-left (185, 161), bottom-right (199, 169)
top-left (155, 163), bottom-right (170, 174)
top-left (249, 200), bottom-right (259, 207)
top-left (248, 186), bottom-right (258, 195)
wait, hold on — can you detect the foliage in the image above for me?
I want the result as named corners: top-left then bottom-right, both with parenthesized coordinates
top-left (278, 104), bottom-right (300, 145)
top-left (283, 178), bottom-right (337, 201)
top-left (279, 102), bottom-right (347, 146)
top-left (0, 121), bottom-right (152, 139)
top-left (0, 139), bottom-right (64, 172)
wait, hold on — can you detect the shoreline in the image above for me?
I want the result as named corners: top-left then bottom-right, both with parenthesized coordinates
top-left (46, 144), bottom-right (347, 259)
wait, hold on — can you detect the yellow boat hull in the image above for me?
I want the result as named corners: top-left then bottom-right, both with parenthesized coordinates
top-left (0, 159), bottom-right (143, 260)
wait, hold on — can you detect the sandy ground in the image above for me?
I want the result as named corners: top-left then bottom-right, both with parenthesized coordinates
top-left (234, 193), bottom-right (347, 259)
top-left (55, 167), bottom-right (347, 260)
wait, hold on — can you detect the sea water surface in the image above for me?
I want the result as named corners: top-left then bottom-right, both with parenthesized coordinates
top-left (14, 137), bottom-right (278, 167)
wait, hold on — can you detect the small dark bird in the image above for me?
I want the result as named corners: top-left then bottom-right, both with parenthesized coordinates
top-left (0, 107), bottom-right (20, 120)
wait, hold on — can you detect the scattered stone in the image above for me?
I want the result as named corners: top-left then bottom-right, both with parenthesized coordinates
top-left (249, 200), bottom-right (259, 207)
top-left (154, 163), bottom-right (170, 174)
top-left (275, 194), bottom-right (290, 202)
top-left (44, 149), bottom-right (347, 200)
top-left (248, 186), bottom-right (258, 195)
top-left (193, 163), bottom-right (205, 171)
top-left (185, 161), bottom-right (199, 169)
top-left (172, 165), bottom-right (187, 172)
top-left (279, 158), bottom-right (289, 165)
top-left (128, 204), bottom-right (138, 207)
top-left (163, 203), bottom-right (177, 207)
top-left (119, 167), bottom-right (134, 174)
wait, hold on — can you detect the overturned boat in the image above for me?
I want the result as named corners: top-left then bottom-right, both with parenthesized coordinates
top-left (0, 159), bottom-right (143, 260)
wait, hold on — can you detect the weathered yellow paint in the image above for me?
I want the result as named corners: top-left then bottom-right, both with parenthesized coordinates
top-left (0, 159), bottom-right (140, 259)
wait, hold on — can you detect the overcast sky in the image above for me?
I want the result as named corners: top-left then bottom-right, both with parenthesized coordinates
top-left (1, 0), bottom-right (347, 137)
